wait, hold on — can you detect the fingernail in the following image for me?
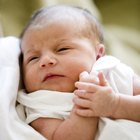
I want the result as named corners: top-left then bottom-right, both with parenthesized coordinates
top-left (80, 71), bottom-right (89, 78)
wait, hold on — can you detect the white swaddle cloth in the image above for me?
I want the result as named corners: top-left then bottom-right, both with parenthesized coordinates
top-left (17, 55), bottom-right (134, 124)
top-left (17, 90), bottom-right (74, 123)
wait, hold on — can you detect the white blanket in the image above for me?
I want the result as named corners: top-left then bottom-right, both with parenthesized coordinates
top-left (0, 37), bottom-right (45, 140)
top-left (0, 36), bottom-right (140, 140)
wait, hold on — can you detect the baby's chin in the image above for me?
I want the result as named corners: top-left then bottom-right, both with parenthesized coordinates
top-left (42, 86), bottom-right (75, 93)
top-left (26, 84), bottom-right (75, 93)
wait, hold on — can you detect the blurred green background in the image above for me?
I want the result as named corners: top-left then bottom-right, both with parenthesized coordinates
top-left (0, 0), bottom-right (140, 74)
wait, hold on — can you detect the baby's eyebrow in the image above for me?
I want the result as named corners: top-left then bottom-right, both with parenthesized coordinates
top-left (24, 49), bottom-right (36, 55)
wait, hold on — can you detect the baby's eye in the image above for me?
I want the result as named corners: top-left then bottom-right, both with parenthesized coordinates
top-left (57, 47), bottom-right (70, 52)
top-left (28, 56), bottom-right (39, 63)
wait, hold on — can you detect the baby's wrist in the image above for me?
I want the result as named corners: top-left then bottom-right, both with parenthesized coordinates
top-left (110, 94), bottom-right (120, 119)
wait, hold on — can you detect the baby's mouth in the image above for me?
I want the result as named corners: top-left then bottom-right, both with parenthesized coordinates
top-left (43, 74), bottom-right (64, 82)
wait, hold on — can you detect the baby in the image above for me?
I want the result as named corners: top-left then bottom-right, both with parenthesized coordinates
top-left (17, 5), bottom-right (140, 140)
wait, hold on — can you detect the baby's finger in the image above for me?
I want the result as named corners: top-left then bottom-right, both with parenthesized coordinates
top-left (73, 96), bottom-right (91, 108)
top-left (79, 71), bottom-right (89, 81)
top-left (89, 71), bottom-right (99, 82)
top-left (75, 108), bottom-right (95, 117)
top-left (79, 71), bottom-right (99, 85)
top-left (75, 81), bottom-right (98, 92)
top-left (98, 71), bottom-right (109, 86)
top-left (74, 90), bottom-right (92, 99)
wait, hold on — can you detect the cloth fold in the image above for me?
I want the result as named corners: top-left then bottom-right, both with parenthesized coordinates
top-left (17, 90), bottom-right (74, 123)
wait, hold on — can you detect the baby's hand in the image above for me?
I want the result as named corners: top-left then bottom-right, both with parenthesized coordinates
top-left (73, 71), bottom-right (119, 118)
top-left (78, 71), bottom-right (99, 84)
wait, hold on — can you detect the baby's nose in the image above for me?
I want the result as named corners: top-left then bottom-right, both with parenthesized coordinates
top-left (39, 55), bottom-right (57, 68)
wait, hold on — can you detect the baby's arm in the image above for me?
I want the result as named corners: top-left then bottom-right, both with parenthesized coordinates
top-left (74, 72), bottom-right (140, 122)
top-left (31, 105), bottom-right (98, 140)
top-left (112, 73), bottom-right (140, 121)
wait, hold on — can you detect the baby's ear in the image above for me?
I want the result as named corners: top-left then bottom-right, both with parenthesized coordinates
top-left (96, 44), bottom-right (105, 60)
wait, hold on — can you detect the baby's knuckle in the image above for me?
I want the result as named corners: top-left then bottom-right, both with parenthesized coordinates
top-left (87, 84), bottom-right (94, 89)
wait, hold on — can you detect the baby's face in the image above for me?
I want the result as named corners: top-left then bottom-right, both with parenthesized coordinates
top-left (21, 22), bottom-right (99, 93)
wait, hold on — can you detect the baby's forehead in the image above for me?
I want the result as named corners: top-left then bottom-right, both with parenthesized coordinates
top-left (31, 7), bottom-right (88, 28)
top-left (21, 6), bottom-right (103, 45)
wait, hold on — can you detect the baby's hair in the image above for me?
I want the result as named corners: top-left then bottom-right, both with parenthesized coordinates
top-left (20, 5), bottom-right (104, 44)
